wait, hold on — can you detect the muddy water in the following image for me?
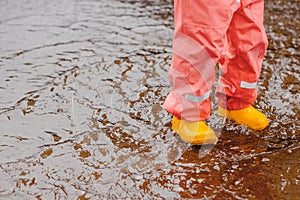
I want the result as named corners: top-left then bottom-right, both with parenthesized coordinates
top-left (0, 0), bottom-right (299, 199)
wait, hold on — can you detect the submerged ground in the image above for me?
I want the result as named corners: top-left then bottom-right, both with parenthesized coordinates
top-left (0, 0), bottom-right (299, 199)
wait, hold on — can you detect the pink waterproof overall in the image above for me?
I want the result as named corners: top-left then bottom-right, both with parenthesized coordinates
top-left (163, 0), bottom-right (268, 121)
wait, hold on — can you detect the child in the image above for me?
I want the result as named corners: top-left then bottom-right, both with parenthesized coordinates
top-left (163, 0), bottom-right (269, 145)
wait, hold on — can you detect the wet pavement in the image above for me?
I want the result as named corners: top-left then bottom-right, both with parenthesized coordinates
top-left (0, 0), bottom-right (299, 199)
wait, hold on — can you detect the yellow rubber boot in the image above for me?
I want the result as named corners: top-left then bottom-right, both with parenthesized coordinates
top-left (218, 106), bottom-right (269, 130)
top-left (172, 116), bottom-right (217, 145)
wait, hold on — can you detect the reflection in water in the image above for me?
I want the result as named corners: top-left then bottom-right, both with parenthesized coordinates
top-left (0, 0), bottom-right (299, 199)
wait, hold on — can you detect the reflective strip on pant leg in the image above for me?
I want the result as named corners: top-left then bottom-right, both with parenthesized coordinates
top-left (240, 81), bottom-right (257, 89)
top-left (185, 91), bottom-right (211, 103)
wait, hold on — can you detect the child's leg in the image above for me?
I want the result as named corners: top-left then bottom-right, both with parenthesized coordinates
top-left (216, 0), bottom-right (269, 130)
top-left (163, 0), bottom-right (232, 122)
top-left (216, 0), bottom-right (268, 110)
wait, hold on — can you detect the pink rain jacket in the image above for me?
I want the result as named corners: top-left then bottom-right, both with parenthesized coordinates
top-left (163, 0), bottom-right (268, 121)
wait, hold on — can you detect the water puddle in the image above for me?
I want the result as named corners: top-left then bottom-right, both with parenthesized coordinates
top-left (0, 0), bottom-right (299, 199)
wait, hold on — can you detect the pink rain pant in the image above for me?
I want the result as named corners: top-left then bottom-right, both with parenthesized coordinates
top-left (163, 0), bottom-right (268, 121)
